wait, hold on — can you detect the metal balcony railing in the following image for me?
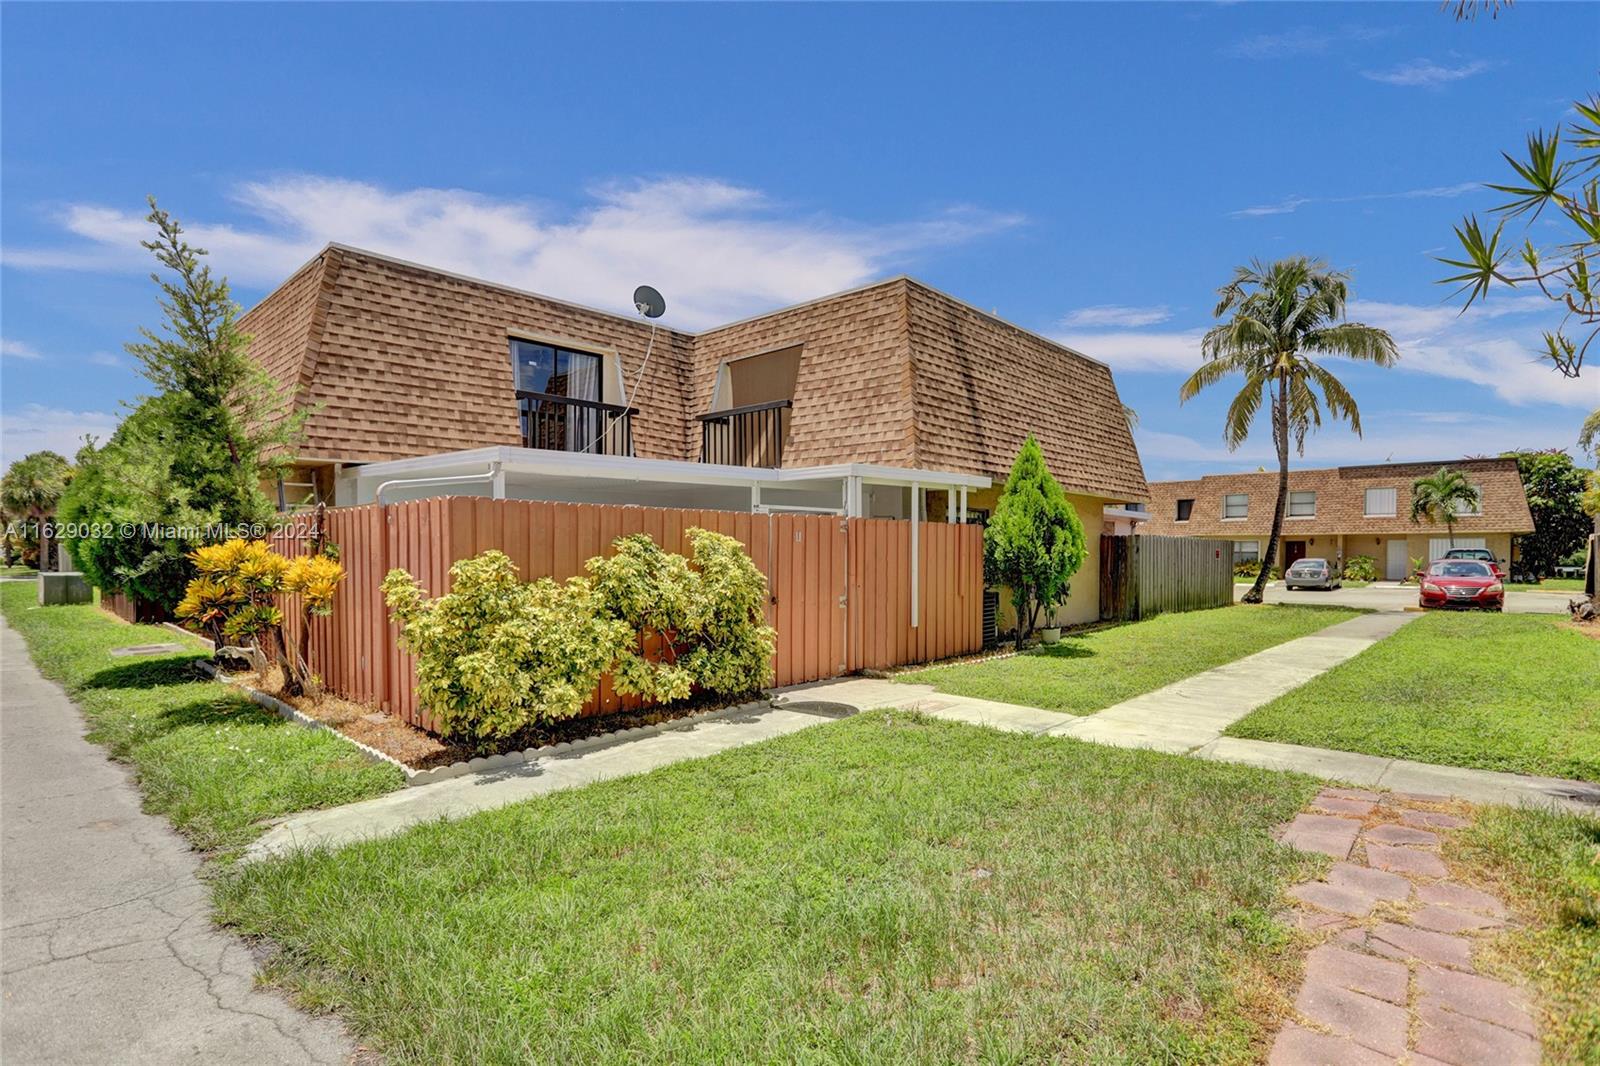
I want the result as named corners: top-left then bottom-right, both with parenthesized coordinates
top-left (697, 399), bottom-right (792, 468)
top-left (516, 390), bottom-right (636, 456)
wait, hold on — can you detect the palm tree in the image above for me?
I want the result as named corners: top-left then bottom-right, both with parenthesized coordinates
top-left (1180, 257), bottom-right (1399, 603)
top-left (0, 451), bottom-right (72, 570)
top-left (1409, 467), bottom-right (1481, 549)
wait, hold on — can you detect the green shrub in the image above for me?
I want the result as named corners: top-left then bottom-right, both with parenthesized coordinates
top-left (983, 437), bottom-right (1086, 642)
top-left (383, 530), bottom-right (776, 741)
top-left (1233, 560), bottom-right (1280, 580)
top-left (588, 527), bottom-right (776, 702)
top-left (1341, 554), bottom-right (1377, 582)
top-left (383, 552), bottom-right (631, 740)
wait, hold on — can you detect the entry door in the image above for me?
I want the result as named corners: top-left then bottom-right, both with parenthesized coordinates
top-left (1385, 539), bottom-right (1410, 580)
top-left (1284, 540), bottom-right (1308, 567)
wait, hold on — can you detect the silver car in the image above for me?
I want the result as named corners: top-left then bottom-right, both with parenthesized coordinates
top-left (1285, 557), bottom-right (1341, 591)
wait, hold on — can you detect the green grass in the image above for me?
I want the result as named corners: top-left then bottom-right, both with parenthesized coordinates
top-left (1226, 612), bottom-right (1600, 781)
top-left (1508, 577), bottom-right (1588, 594)
top-left (1449, 806), bottom-right (1600, 1064)
top-left (0, 582), bottom-right (402, 851)
top-left (896, 605), bottom-right (1361, 715)
top-left (0, 565), bottom-right (37, 577)
top-left (216, 711), bottom-right (1323, 1064)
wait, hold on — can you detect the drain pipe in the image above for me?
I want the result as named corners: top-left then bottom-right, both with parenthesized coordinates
top-left (374, 463), bottom-right (502, 507)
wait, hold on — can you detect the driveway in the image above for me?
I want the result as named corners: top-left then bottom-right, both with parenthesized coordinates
top-left (0, 619), bottom-right (354, 1065)
top-left (1234, 582), bottom-right (1571, 615)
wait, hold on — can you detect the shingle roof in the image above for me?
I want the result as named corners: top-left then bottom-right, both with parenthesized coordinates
top-left (1138, 458), bottom-right (1533, 537)
top-left (242, 245), bottom-right (1149, 500)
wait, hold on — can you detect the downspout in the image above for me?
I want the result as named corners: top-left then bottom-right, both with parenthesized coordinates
top-left (910, 481), bottom-right (920, 628)
top-left (374, 463), bottom-right (500, 507)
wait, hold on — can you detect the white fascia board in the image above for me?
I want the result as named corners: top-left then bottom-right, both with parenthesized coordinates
top-left (351, 447), bottom-right (991, 492)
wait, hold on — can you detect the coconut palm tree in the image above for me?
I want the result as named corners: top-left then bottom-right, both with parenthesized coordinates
top-left (1409, 467), bottom-right (1481, 549)
top-left (1180, 257), bottom-right (1399, 604)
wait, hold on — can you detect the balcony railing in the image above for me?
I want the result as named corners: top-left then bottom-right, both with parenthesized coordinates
top-left (517, 390), bottom-right (636, 456)
top-left (697, 399), bottom-right (792, 468)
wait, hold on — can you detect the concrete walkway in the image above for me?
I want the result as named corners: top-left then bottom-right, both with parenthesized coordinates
top-left (246, 701), bottom-right (849, 861)
top-left (775, 611), bottom-right (1600, 815)
top-left (0, 620), bottom-right (355, 1065)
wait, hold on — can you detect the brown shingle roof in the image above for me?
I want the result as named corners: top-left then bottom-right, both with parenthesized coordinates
top-left (1139, 458), bottom-right (1533, 537)
top-left (241, 245), bottom-right (1148, 499)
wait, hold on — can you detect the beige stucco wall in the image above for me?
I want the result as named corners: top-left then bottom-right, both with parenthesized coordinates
top-left (967, 487), bottom-right (1109, 631)
top-left (1225, 531), bottom-right (1515, 579)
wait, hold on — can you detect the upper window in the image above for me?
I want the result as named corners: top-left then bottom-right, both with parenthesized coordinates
top-left (1452, 485), bottom-right (1484, 516)
top-left (1364, 487), bottom-right (1397, 517)
top-left (510, 339), bottom-right (602, 401)
top-left (1288, 490), bottom-right (1316, 517)
top-left (1223, 493), bottom-right (1249, 519)
top-left (1176, 498), bottom-right (1194, 522)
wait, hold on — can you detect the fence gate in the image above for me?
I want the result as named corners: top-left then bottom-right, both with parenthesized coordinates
top-left (1100, 534), bottom-right (1233, 621)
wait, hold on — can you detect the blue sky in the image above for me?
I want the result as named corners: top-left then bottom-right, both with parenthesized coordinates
top-left (3, 2), bottom-right (1597, 480)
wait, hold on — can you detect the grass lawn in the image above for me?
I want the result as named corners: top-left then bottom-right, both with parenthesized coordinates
top-left (0, 582), bottom-right (402, 851)
top-left (217, 712), bottom-right (1324, 1064)
top-left (1508, 577), bottom-right (1588, 594)
top-left (1450, 806), bottom-right (1600, 1063)
top-left (1226, 612), bottom-right (1600, 782)
top-left (896, 605), bottom-right (1361, 715)
top-left (0, 565), bottom-right (37, 577)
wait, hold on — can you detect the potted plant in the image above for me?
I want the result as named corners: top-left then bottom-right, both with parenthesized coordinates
top-left (1039, 593), bottom-right (1066, 644)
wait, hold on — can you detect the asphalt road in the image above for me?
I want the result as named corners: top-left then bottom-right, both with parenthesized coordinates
top-left (1234, 581), bottom-right (1573, 615)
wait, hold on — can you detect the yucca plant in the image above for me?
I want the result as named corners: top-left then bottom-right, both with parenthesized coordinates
top-left (1180, 257), bottom-right (1399, 604)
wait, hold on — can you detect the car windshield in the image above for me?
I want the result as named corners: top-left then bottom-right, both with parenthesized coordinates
top-left (1429, 561), bottom-right (1491, 578)
top-left (1291, 559), bottom-right (1326, 571)
top-left (1445, 549), bottom-right (1491, 560)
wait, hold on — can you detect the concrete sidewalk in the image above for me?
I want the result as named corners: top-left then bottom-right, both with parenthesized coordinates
top-left (0, 619), bottom-right (355, 1065)
top-left (245, 701), bottom-right (850, 862)
top-left (775, 611), bottom-right (1600, 815)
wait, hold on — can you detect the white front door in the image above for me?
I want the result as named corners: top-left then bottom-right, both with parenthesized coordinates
top-left (1385, 539), bottom-right (1410, 581)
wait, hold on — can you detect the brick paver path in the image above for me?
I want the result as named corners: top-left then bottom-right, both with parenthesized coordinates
top-left (1270, 789), bottom-right (1540, 1065)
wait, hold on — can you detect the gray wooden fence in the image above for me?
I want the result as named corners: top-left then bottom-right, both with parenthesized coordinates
top-left (1099, 534), bottom-right (1234, 621)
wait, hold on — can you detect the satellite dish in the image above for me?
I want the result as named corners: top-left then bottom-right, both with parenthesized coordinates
top-left (633, 285), bottom-right (666, 319)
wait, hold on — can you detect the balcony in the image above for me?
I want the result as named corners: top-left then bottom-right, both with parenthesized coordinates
top-left (517, 390), bottom-right (636, 456)
top-left (697, 399), bottom-right (792, 468)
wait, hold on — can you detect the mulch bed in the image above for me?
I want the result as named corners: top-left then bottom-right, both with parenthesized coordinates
top-left (231, 665), bottom-right (753, 770)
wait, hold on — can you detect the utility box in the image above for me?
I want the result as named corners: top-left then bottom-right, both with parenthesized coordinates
top-left (39, 572), bottom-right (92, 606)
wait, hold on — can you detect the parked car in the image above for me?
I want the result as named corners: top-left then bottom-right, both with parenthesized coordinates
top-left (1441, 547), bottom-right (1505, 579)
top-left (1285, 557), bottom-right (1341, 591)
top-left (1418, 560), bottom-right (1504, 611)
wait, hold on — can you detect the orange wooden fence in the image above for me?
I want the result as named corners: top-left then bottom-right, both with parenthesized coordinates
top-left (269, 497), bottom-right (982, 732)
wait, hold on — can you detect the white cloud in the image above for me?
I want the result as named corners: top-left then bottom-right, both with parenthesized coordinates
top-left (1138, 409), bottom-right (1589, 482)
top-left (1348, 297), bottom-right (1594, 408)
top-left (3, 175), bottom-right (1023, 330)
top-left (1060, 304), bottom-right (1171, 328)
top-left (1055, 328), bottom-right (1207, 373)
top-left (1, 339), bottom-right (44, 361)
top-left (1062, 294), bottom-right (1595, 409)
top-left (1231, 182), bottom-right (1481, 219)
top-left (86, 351), bottom-right (121, 368)
top-left (1361, 59), bottom-right (1493, 88)
top-left (1228, 25), bottom-right (1391, 60)
top-left (1, 405), bottom-right (120, 470)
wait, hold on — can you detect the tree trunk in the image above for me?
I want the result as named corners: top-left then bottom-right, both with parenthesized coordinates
top-left (1243, 373), bottom-right (1291, 605)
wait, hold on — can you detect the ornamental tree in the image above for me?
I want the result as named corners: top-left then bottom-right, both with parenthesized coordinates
top-left (1502, 450), bottom-right (1593, 577)
top-left (983, 437), bottom-right (1087, 646)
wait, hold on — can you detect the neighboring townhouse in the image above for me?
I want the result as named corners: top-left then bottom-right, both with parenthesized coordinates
top-left (241, 244), bottom-right (1149, 624)
top-left (1139, 458), bottom-right (1534, 580)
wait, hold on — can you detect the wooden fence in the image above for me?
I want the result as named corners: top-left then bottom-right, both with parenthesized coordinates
top-left (263, 497), bottom-right (982, 732)
top-left (1099, 534), bottom-right (1233, 622)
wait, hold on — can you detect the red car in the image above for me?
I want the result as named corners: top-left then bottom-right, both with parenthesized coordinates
top-left (1418, 560), bottom-right (1504, 612)
top-left (1441, 547), bottom-right (1505, 580)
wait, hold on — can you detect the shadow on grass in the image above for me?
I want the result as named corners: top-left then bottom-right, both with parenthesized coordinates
top-left (80, 655), bottom-right (211, 692)
top-left (1021, 643), bottom-right (1097, 661)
